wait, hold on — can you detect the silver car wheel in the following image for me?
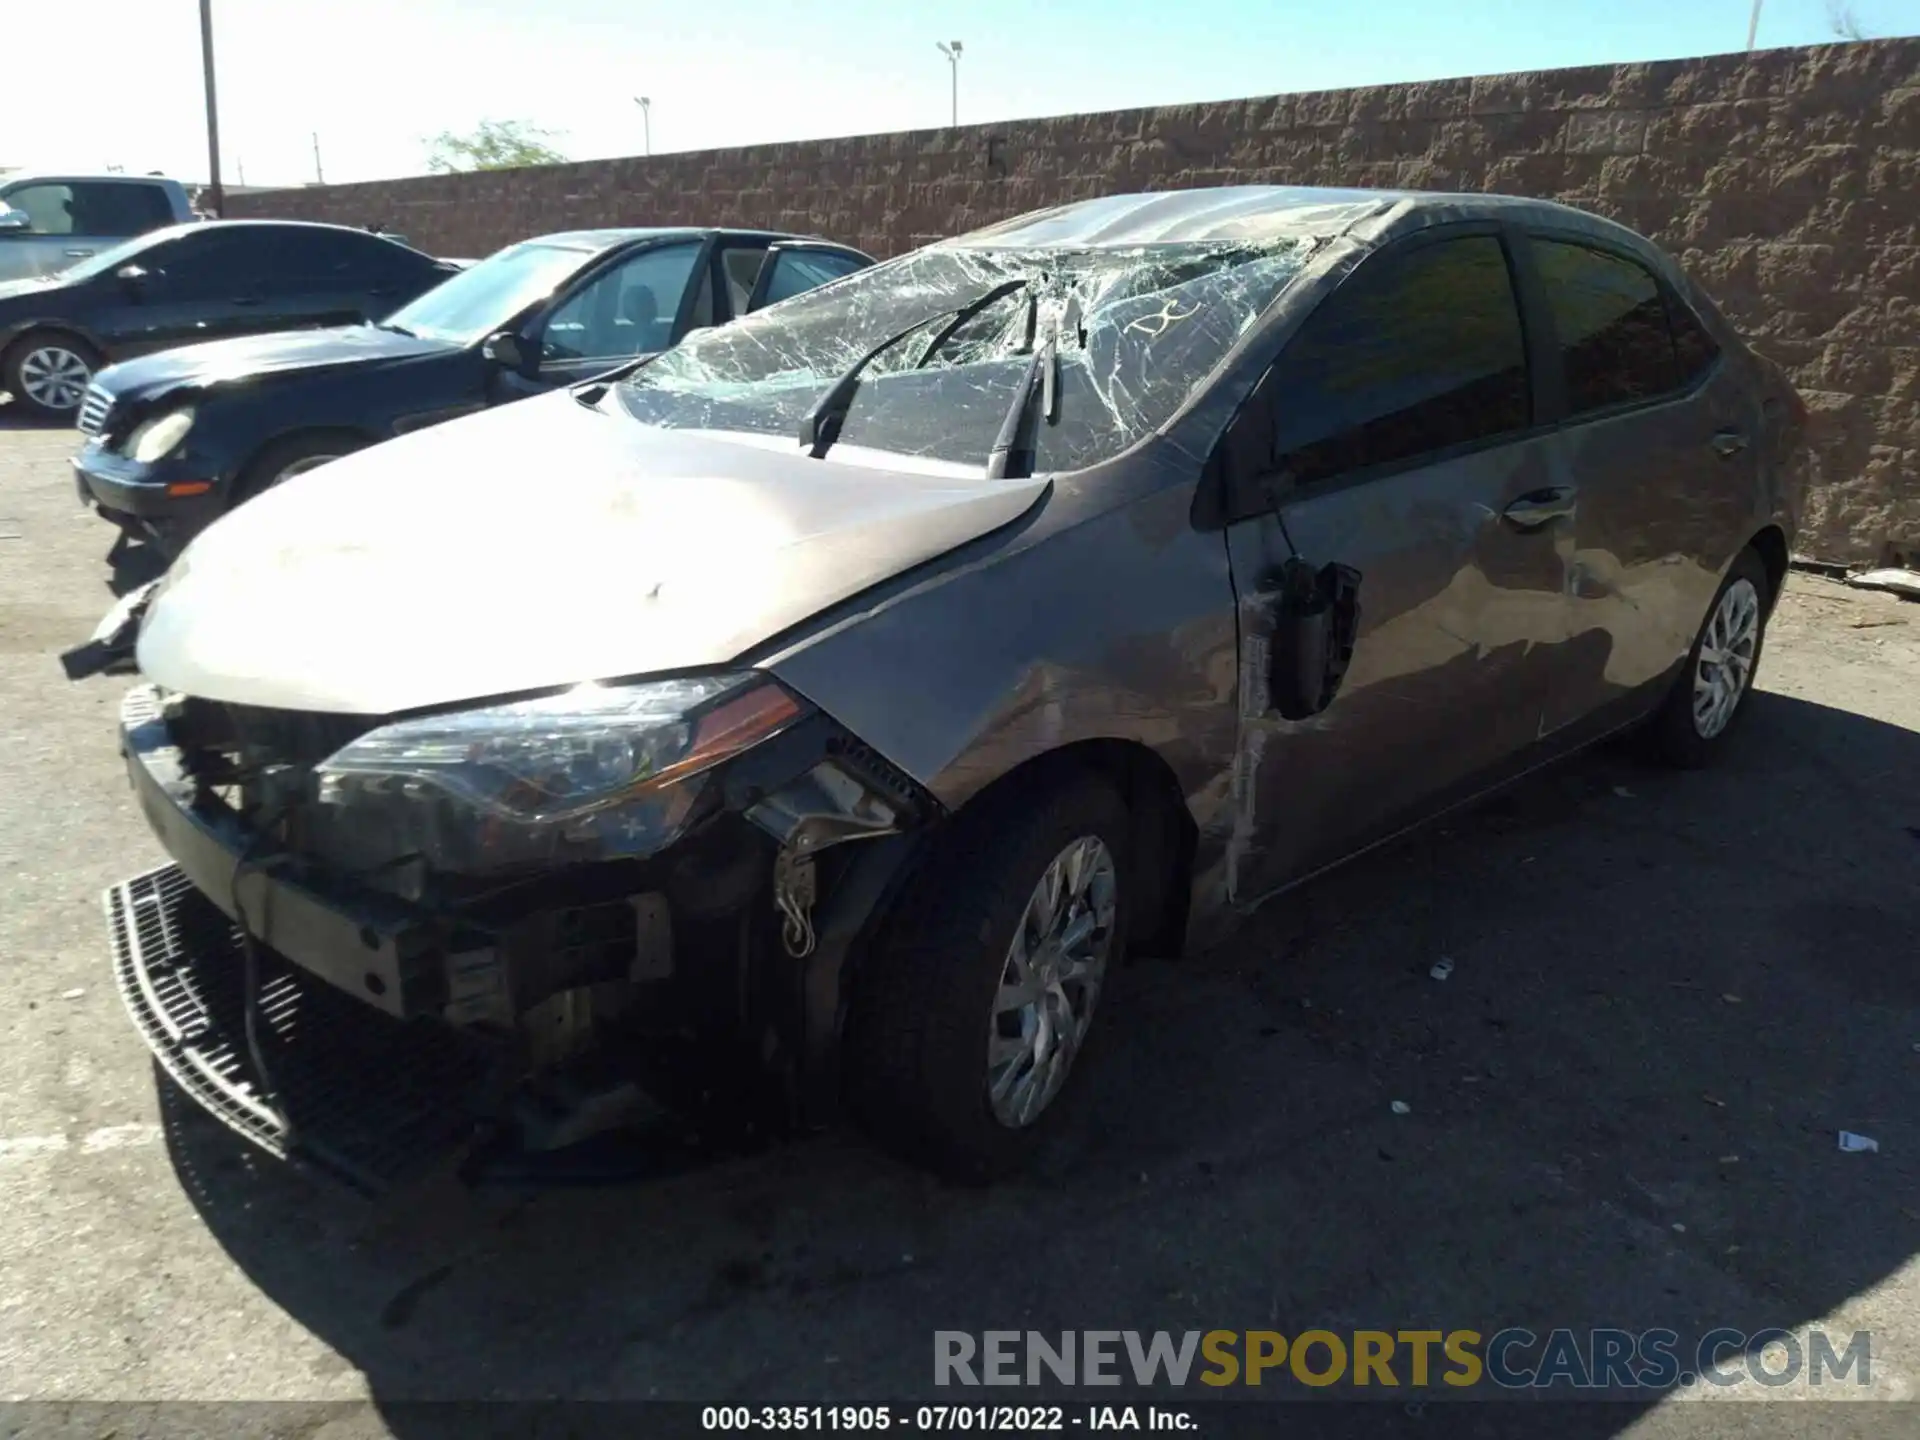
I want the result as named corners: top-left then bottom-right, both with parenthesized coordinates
top-left (987, 834), bottom-right (1117, 1129)
top-left (19, 345), bottom-right (91, 412)
top-left (1692, 577), bottom-right (1761, 739)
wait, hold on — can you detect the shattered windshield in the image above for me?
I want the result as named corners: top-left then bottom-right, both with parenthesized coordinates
top-left (617, 239), bottom-right (1314, 472)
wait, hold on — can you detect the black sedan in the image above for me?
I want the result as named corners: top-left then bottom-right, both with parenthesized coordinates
top-left (71, 227), bottom-right (874, 554)
top-left (0, 220), bottom-right (453, 420)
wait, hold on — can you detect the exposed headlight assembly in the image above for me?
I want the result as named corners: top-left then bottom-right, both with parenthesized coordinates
top-left (314, 673), bottom-right (807, 872)
top-left (124, 407), bottom-right (195, 464)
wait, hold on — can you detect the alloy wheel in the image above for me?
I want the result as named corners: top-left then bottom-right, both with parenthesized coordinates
top-left (986, 834), bottom-right (1118, 1128)
top-left (1692, 577), bottom-right (1761, 739)
top-left (19, 345), bottom-right (91, 412)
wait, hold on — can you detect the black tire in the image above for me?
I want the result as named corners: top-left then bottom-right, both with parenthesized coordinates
top-left (2, 330), bottom-right (102, 421)
top-left (1639, 545), bottom-right (1772, 768)
top-left (233, 432), bottom-right (361, 506)
top-left (845, 770), bottom-right (1133, 1182)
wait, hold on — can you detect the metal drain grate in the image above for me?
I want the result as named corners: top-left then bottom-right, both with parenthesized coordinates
top-left (106, 865), bottom-right (505, 1193)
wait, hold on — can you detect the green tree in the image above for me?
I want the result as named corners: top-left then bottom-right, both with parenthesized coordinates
top-left (425, 119), bottom-right (568, 174)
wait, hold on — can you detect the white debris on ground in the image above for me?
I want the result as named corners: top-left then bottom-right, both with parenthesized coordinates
top-left (1845, 568), bottom-right (1920, 600)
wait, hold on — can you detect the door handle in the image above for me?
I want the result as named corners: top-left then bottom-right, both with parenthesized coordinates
top-left (232, 295), bottom-right (264, 306)
top-left (1711, 428), bottom-right (1749, 458)
top-left (64, 247), bottom-right (94, 258)
top-left (1500, 485), bottom-right (1578, 532)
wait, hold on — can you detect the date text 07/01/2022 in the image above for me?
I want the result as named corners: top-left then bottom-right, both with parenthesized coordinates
top-left (701, 1404), bottom-right (1197, 1431)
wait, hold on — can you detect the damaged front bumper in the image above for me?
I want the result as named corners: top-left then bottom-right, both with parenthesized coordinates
top-left (106, 862), bottom-right (504, 1191)
top-left (102, 680), bottom-right (938, 1193)
top-left (73, 442), bottom-right (226, 554)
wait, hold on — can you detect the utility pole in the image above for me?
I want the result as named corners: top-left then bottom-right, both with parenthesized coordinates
top-left (936, 40), bottom-right (962, 127)
top-left (312, 132), bottom-right (325, 184)
top-left (633, 96), bottom-right (652, 156)
top-left (199, 0), bottom-right (223, 215)
top-left (1746, 0), bottom-right (1763, 49)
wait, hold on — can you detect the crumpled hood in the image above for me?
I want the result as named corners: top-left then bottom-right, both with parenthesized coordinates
top-left (137, 390), bottom-right (1048, 715)
top-left (96, 324), bottom-right (451, 399)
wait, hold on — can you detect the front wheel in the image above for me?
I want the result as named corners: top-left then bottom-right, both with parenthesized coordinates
top-left (845, 772), bottom-right (1131, 1180)
top-left (1640, 546), bottom-right (1772, 768)
top-left (233, 433), bottom-right (360, 507)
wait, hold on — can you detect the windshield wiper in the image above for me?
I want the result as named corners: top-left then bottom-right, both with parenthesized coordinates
top-left (983, 318), bottom-right (1059, 481)
top-left (372, 320), bottom-right (415, 336)
top-left (800, 278), bottom-right (1028, 459)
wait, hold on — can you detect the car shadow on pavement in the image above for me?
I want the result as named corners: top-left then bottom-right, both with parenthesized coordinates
top-left (105, 533), bottom-right (168, 594)
top-left (0, 397), bottom-right (72, 430)
top-left (155, 689), bottom-right (1919, 1428)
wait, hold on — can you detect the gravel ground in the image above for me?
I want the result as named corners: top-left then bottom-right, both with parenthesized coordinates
top-left (1, 408), bottom-right (1917, 1438)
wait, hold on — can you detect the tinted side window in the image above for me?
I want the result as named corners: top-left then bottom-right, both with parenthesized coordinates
top-left (252, 228), bottom-right (401, 291)
top-left (758, 249), bottom-right (865, 308)
top-left (4, 183), bottom-right (75, 234)
top-left (158, 232), bottom-right (273, 295)
top-left (1268, 235), bottom-right (1529, 486)
top-left (1665, 291), bottom-right (1721, 388)
top-left (1532, 239), bottom-right (1679, 416)
top-left (69, 182), bottom-right (174, 236)
top-left (542, 242), bottom-right (702, 362)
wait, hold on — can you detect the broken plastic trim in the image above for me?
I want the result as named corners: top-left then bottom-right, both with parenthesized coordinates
top-left (60, 579), bottom-right (159, 681)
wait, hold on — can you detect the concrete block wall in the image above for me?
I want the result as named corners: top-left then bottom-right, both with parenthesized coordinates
top-left (231, 38), bottom-right (1920, 563)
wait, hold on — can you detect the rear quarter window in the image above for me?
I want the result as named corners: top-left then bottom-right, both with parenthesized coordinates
top-left (1531, 238), bottom-right (1684, 416)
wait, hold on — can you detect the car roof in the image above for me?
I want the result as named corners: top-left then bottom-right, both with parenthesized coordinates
top-left (529, 227), bottom-right (867, 254)
top-left (949, 185), bottom-right (1662, 262)
top-left (95, 219), bottom-right (437, 262)
top-left (2, 173), bottom-right (186, 186)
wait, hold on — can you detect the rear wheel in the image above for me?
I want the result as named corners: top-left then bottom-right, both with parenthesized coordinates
top-left (4, 332), bottom-right (101, 420)
top-left (846, 772), bottom-right (1130, 1181)
top-left (1640, 546), bottom-right (1771, 768)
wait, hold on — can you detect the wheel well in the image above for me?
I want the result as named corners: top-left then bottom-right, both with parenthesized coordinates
top-left (2, 325), bottom-right (100, 369)
top-left (236, 427), bottom-right (374, 496)
top-left (1749, 525), bottom-right (1789, 608)
top-left (954, 739), bottom-right (1197, 960)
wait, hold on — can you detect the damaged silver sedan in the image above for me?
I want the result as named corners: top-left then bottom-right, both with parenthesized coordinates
top-left (72, 186), bottom-right (1807, 1190)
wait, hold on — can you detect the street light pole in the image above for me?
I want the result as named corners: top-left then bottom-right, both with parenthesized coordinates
top-left (936, 40), bottom-right (962, 127)
top-left (634, 96), bottom-right (652, 157)
top-left (199, 0), bottom-right (223, 215)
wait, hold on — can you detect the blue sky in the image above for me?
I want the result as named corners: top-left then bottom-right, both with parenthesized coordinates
top-left (10, 0), bottom-right (1916, 187)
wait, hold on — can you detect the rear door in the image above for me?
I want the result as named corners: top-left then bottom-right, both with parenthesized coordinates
top-left (91, 228), bottom-right (279, 355)
top-left (1519, 233), bottom-right (1761, 738)
top-left (255, 227), bottom-right (417, 330)
top-left (1219, 226), bottom-right (1575, 903)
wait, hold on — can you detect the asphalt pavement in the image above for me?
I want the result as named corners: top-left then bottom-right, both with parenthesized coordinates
top-left (1, 407), bottom-right (1916, 1438)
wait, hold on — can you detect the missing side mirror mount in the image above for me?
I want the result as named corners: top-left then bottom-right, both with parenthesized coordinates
top-left (1267, 558), bottom-right (1362, 720)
